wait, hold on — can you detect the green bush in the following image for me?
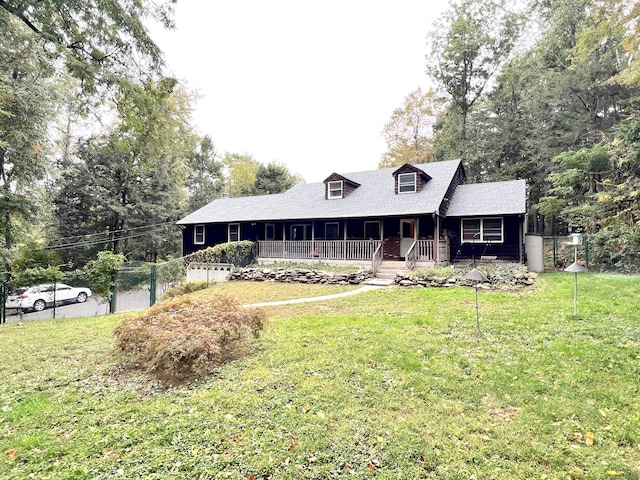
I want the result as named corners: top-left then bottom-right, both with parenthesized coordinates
top-left (411, 262), bottom-right (531, 287)
top-left (588, 225), bottom-right (640, 273)
top-left (186, 241), bottom-right (255, 267)
top-left (162, 281), bottom-right (207, 299)
top-left (114, 294), bottom-right (267, 384)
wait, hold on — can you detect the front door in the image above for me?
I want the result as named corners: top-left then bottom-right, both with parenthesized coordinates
top-left (400, 219), bottom-right (416, 258)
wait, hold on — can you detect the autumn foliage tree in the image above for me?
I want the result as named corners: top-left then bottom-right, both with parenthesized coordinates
top-left (379, 87), bottom-right (442, 168)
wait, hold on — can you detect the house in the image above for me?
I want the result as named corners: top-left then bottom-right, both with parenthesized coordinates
top-left (177, 159), bottom-right (527, 270)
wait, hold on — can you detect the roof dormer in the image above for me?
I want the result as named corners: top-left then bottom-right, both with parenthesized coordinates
top-left (323, 173), bottom-right (361, 199)
top-left (392, 164), bottom-right (431, 194)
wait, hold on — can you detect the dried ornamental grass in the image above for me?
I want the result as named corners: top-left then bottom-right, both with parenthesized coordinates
top-left (114, 294), bottom-right (267, 383)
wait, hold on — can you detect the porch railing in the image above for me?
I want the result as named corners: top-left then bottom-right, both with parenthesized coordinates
top-left (258, 240), bottom-right (382, 262)
top-left (405, 239), bottom-right (435, 270)
top-left (372, 242), bottom-right (383, 274)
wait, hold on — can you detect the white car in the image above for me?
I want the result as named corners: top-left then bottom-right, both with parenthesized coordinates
top-left (5, 287), bottom-right (27, 311)
top-left (13, 283), bottom-right (92, 313)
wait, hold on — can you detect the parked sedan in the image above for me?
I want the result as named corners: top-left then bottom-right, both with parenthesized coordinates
top-left (14, 283), bottom-right (92, 312)
top-left (5, 287), bottom-right (27, 311)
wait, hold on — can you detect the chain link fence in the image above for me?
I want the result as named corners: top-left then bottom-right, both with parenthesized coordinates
top-left (542, 236), bottom-right (589, 271)
top-left (1, 258), bottom-right (236, 323)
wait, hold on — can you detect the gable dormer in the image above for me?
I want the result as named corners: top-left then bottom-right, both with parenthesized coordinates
top-left (392, 164), bottom-right (432, 194)
top-left (323, 173), bottom-right (361, 200)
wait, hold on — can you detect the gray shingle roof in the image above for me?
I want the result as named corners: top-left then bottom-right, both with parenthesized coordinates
top-left (445, 179), bottom-right (527, 216)
top-left (177, 160), bottom-right (526, 225)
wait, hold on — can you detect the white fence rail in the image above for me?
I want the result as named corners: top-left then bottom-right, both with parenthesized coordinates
top-left (258, 240), bottom-right (382, 261)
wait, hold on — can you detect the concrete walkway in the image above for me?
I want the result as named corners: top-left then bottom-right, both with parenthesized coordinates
top-left (244, 284), bottom-right (387, 307)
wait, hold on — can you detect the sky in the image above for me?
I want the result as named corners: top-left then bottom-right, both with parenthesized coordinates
top-left (150, 1), bottom-right (449, 183)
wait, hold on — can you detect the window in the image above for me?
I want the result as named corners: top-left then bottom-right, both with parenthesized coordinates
top-left (228, 223), bottom-right (240, 242)
top-left (325, 222), bottom-right (340, 239)
top-left (290, 224), bottom-right (311, 240)
top-left (364, 221), bottom-right (380, 240)
top-left (398, 173), bottom-right (417, 193)
top-left (194, 224), bottom-right (205, 244)
top-left (265, 223), bottom-right (275, 240)
top-left (328, 180), bottom-right (343, 199)
top-left (461, 218), bottom-right (503, 243)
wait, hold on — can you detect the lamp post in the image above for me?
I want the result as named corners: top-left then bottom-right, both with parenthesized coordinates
top-left (564, 261), bottom-right (587, 316)
top-left (465, 267), bottom-right (488, 334)
top-left (564, 233), bottom-right (587, 316)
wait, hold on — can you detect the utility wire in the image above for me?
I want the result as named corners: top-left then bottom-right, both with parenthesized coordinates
top-left (45, 226), bottom-right (180, 251)
top-left (47, 221), bottom-right (178, 247)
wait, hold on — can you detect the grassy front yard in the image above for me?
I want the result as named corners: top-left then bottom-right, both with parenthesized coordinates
top-left (1, 274), bottom-right (639, 479)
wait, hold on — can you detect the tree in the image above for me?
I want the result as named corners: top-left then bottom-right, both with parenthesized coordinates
top-left (0, 0), bottom-right (175, 92)
top-left (0, 11), bottom-right (55, 271)
top-left (223, 153), bottom-right (260, 197)
top-left (252, 161), bottom-right (299, 195)
top-left (54, 80), bottom-right (198, 264)
top-left (426, 0), bottom-right (523, 166)
top-left (379, 87), bottom-right (442, 168)
top-left (187, 135), bottom-right (224, 210)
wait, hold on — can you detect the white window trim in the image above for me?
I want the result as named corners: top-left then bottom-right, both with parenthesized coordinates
top-left (194, 224), bottom-right (205, 244)
top-left (265, 223), bottom-right (276, 240)
top-left (328, 180), bottom-right (343, 199)
top-left (398, 172), bottom-right (417, 193)
top-left (461, 217), bottom-right (504, 243)
top-left (228, 223), bottom-right (240, 242)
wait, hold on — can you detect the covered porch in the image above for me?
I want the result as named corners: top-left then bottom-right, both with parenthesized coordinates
top-left (254, 215), bottom-right (449, 269)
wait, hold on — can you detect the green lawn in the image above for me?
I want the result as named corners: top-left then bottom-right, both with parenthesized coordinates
top-left (1, 274), bottom-right (639, 479)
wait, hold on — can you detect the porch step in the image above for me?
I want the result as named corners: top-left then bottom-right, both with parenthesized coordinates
top-left (363, 277), bottom-right (395, 286)
top-left (375, 261), bottom-right (408, 280)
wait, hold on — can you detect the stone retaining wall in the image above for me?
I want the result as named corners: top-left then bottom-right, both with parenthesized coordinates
top-left (229, 267), bottom-right (373, 285)
top-left (394, 271), bottom-right (538, 288)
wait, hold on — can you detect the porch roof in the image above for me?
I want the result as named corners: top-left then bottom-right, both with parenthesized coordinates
top-left (445, 179), bottom-right (527, 217)
top-left (178, 159), bottom-right (464, 225)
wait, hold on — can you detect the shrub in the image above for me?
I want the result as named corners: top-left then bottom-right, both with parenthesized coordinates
top-left (185, 241), bottom-right (255, 267)
top-left (588, 225), bottom-right (640, 273)
top-left (114, 295), bottom-right (267, 384)
top-left (162, 281), bottom-right (207, 299)
top-left (411, 262), bottom-right (532, 287)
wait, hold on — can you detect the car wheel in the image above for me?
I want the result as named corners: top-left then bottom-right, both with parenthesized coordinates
top-left (33, 299), bottom-right (47, 312)
top-left (76, 292), bottom-right (88, 303)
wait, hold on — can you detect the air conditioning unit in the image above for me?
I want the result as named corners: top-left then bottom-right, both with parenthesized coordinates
top-left (566, 233), bottom-right (583, 246)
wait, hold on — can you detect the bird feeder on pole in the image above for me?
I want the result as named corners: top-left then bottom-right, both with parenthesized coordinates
top-left (564, 233), bottom-right (587, 316)
top-left (465, 267), bottom-right (488, 334)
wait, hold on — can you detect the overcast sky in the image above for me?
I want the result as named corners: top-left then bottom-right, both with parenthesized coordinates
top-left (151, 1), bottom-right (449, 183)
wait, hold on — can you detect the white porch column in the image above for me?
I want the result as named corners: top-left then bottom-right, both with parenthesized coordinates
top-left (343, 220), bottom-right (347, 259)
top-left (435, 215), bottom-right (440, 264)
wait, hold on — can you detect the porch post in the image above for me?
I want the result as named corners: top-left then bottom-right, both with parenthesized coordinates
top-left (312, 221), bottom-right (315, 259)
top-left (282, 223), bottom-right (286, 258)
top-left (343, 221), bottom-right (347, 259)
top-left (435, 215), bottom-right (440, 264)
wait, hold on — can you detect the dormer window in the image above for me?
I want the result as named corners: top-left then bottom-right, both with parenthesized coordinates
top-left (398, 173), bottom-right (417, 193)
top-left (392, 164), bottom-right (431, 194)
top-left (323, 173), bottom-right (360, 199)
top-left (328, 180), bottom-right (343, 199)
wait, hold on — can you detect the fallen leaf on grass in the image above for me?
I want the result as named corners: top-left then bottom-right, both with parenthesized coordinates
top-left (585, 431), bottom-right (595, 446)
top-left (5, 449), bottom-right (17, 457)
top-left (607, 471), bottom-right (622, 476)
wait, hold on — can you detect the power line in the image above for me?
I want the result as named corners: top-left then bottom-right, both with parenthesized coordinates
top-left (47, 221), bottom-right (178, 247)
top-left (45, 224), bottom-right (181, 251)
